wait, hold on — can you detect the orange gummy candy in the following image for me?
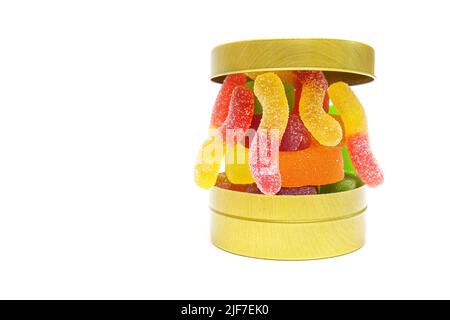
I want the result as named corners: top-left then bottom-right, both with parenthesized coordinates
top-left (279, 144), bottom-right (344, 187)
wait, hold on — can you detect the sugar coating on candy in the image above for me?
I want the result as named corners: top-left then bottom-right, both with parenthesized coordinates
top-left (241, 114), bottom-right (261, 148)
top-left (277, 186), bottom-right (317, 196)
top-left (293, 79), bottom-right (330, 115)
top-left (279, 114), bottom-right (311, 151)
top-left (217, 86), bottom-right (254, 144)
top-left (249, 130), bottom-right (282, 195)
top-left (347, 133), bottom-right (384, 187)
top-left (245, 81), bottom-right (295, 115)
top-left (296, 71), bottom-right (343, 147)
top-left (210, 74), bottom-right (247, 128)
top-left (194, 136), bottom-right (224, 189)
top-left (253, 73), bottom-right (289, 136)
top-left (328, 82), bottom-right (368, 136)
top-left (328, 82), bottom-right (383, 187)
top-left (249, 73), bottom-right (289, 195)
top-left (197, 83), bottom-right (253, 189)
top-left (279, 143), bottom-right (344, 187)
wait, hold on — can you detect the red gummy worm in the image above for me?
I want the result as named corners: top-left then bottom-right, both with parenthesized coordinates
top-left (217, 86), bottom-right (254, 144)
top-left (210, 74), bottom-right (247, 128)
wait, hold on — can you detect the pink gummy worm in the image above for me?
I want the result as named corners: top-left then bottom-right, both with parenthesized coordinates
top-left (249, 130), bottom-right (282, 195)
top-left (347, 132), bottom-right (384, 187)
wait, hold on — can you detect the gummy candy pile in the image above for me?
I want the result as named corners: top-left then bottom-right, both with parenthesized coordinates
top-left (195, 71), bottom-right (383, 195)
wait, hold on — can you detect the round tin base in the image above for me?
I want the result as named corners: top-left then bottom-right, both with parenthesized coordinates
top-left (209, 186), bottom-right (366, 261)
top-left (211, 210), bottom-right (365, 260)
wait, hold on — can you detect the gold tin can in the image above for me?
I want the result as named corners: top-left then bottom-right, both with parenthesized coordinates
top-left (209, 39), bottom-right (374, 260)
top-left (211, 186), bottom-right (366, 260)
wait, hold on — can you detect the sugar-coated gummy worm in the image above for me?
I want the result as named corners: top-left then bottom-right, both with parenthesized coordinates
top-left (217, 86), bottom-right (254, 144)
top-left (249, 130), bottom-right (281, 194)
top-left (327, 82), bottom-right (368, 136)
top-left (328, 82), bottom-right (383, 187)
top-left (296, 71), bottom-right (343, 147)
top-left (210, 74), bottom-right (247, 128)
top-left (249, 73), bottom-right (289, 195)
top-left (225, 143), bottom-right (254, 184)
top-left (245, 80), bottom-right (295, 115)
top-left (253, 73), bottom-right (290, 138)
top-left (194, 136), bottom-right (224, 189)
top-left (347, 133), bottom-right (384, 187)
top-left (195, 83), bottom-right (254, 189)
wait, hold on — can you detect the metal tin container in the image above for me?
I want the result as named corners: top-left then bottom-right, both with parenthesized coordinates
top-left (211, 186), bottom-right (366, 260)
top-left (209, 39), bottom-right (375, 260)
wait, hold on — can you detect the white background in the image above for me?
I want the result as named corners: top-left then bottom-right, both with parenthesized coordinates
top-left (0, 0), bottom-right (449, 299)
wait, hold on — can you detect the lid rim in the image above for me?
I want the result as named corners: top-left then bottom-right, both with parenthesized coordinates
top-left (210, 38), bottom-right (375, 85)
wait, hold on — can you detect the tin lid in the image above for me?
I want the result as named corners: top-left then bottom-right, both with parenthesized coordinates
top-left (210, 38), bottom-right (375, 85)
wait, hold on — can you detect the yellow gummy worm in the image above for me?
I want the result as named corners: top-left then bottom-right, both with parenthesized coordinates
top-left (253, 73), bottom-right (289, 140)
top-left (328, 82), bottom-right (368, 136)
top-left (298, 72), bottom-right (342, 147)
top-left (194, 135), bottom-right (224, 189)
top-left (225, 143), bottom-right (254, 184)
